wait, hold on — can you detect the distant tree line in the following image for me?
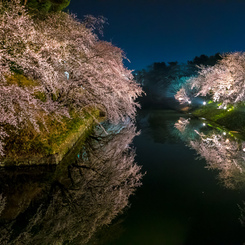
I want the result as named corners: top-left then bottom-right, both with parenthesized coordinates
top-left (134, 53), bottom-right (221, 108)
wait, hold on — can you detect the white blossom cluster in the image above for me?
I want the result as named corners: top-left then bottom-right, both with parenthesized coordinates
top-left (189, 132), bottom-right (245, 189)
top-left (175, 52), bottom-right (245, 108)
top-left (0, 1), bottom-right (143, 156)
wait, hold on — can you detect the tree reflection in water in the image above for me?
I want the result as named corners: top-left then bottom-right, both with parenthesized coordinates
top-left (174, 117), bottom-right (245, 189)
top-left (175, 117), bottom-right (245, 227)
top-left (0, 121), bottom-right (143, 245)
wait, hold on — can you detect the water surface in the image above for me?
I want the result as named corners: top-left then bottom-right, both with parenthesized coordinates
top-left (102, 109), bottom-right (245, 245)
top-left (1, 109), bottom-right (245, 245)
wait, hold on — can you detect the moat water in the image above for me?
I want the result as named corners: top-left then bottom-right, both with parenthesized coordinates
top-left (1, 109), bottom-right (245, 244)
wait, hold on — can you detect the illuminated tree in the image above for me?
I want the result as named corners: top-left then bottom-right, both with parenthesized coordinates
top-left (193, 52), bottom-right (245, 107)
top-left (0, 1), bottom-right (143, 157)
top-left (174, 77), bottom-right (195, 104)
top-left (166, 76), bottom-right (190, 99)
top-left (176, 52), bottom-right (245, 108)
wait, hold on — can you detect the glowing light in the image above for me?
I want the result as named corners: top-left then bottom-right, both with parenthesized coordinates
top-left (188, 101), bottom-right (191, 104)
top-left (203, 101), bottom-right (206, 105)
top-left (224, 106), bottom-right (227, 109)
top-left (202, 123), bottom-right (206, 126)
top-left (223, 132), bottom-right (226, 135)
top-left (64, 71), bottom-right (69, 79)
top-left (243, 148), bottom-right (245, 152)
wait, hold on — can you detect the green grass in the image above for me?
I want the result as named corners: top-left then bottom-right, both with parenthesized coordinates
top-left (192, 102), bottom-right (245, 134)
top-left (6, 73), bottom-right (39, 87)
top-left (2, 73), bottom-right (104, 164)
top-left (3, 108), bottom-right (101, 160)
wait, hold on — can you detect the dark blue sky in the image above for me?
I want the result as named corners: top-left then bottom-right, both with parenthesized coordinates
top-left (68, 0), bottom-right (245, 70)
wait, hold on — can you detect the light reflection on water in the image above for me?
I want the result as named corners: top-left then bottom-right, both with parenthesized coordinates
top-left (106, 110), bottom-right (245, 245)
top-left (2, 109), bottom-right (245, 244)
top-left (0, 121), bottom-right (143, 245)
top-left (174, 116), bottom-right (245, 228)
top-left (174, 117), bottom-right (245, 190)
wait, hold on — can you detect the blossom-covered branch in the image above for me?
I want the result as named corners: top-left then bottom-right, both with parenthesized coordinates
top-left (175, 52), bottom-right (245, 108)
top-left (0, 1), bottom-right (143, 156)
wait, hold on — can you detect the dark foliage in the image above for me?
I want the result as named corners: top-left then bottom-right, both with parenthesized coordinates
top-left (23, 0), bottom-right (70, 13)
top-left (188, 53), bottom-right (222, 66)
top-left (134, 53), bottom-right (221, 109)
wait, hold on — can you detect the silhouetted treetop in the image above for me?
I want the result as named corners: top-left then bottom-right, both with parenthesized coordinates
top-left (188, 53), bottom-right (221, 66)
top-left (25, 0), bottom-right (70, 13)
top-left (153, 62), bottom-right (167, 71)
top-left (168, 61), bottom-right (178, 66)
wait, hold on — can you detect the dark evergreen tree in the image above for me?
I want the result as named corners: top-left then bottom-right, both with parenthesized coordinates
top-left (23, 0), bottom-right (70, 13)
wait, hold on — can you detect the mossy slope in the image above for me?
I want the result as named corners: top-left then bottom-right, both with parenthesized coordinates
top-left (192, 102), bottom-right (245, 135)
top-left (1, 73), bottom-right (104, 166)
top-left (2, 109), bottom-right (103, 166)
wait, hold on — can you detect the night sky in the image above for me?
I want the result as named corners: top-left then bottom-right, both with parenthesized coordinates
top-left (68, 0), bottom-right (245, 70)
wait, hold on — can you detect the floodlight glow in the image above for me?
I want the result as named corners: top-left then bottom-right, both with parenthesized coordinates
top-left (203, 101), bottom-right (206, 105)
top-left (64, 71), bottom-right (69, 80)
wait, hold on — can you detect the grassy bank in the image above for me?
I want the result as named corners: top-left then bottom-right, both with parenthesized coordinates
top-left (0, 72), bottom-right (105, 166)
top-left (191, 102), bottom-right (245, 135)
top-left (1, 108), bottom-right (104, 166)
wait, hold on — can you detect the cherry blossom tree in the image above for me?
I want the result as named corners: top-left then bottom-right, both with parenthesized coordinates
top-left (191, 52), bottom-right (245, 107)
top-left (174, 78), bottom-right (195, 104)
top-left (0, 1), bottom-right (143, 157)
top-left (175, 52), bottom-right (245, 108)
top-left (166, 76), bottom-right (190, 99)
